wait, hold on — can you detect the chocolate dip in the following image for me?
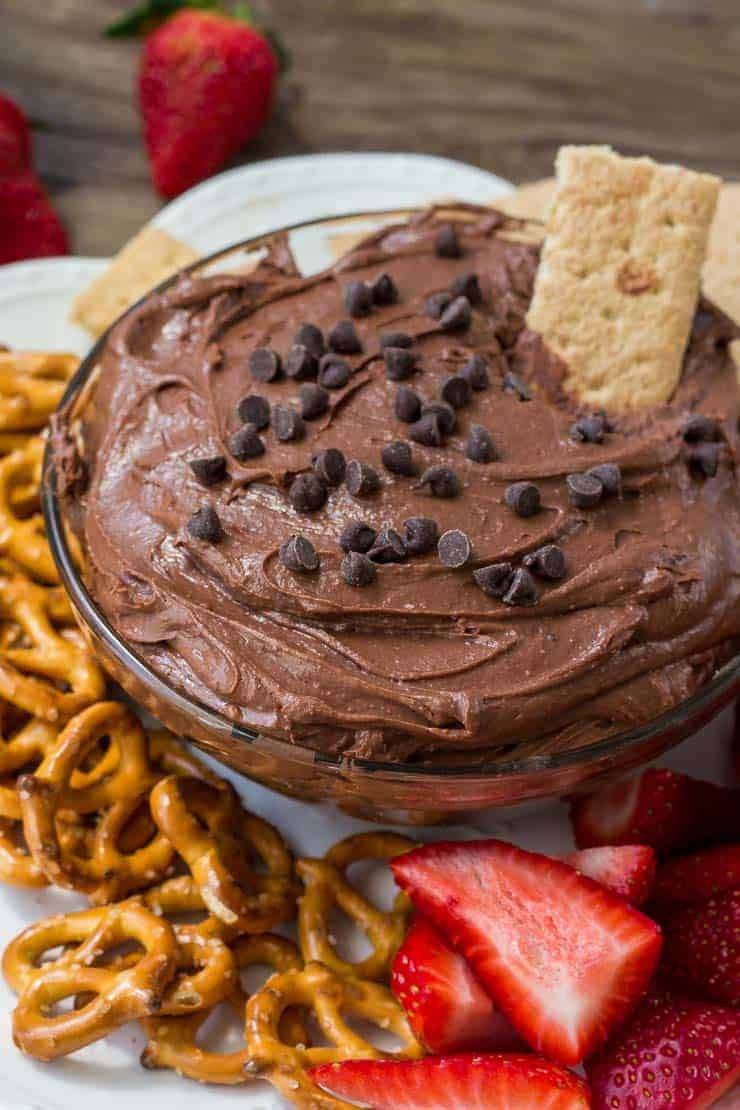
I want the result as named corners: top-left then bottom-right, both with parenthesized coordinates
top-left (55, 208), bottom-right (740, 763)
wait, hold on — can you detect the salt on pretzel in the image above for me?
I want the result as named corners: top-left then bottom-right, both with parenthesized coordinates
top-left (0, 574), bottom-right (105, 721)
top-left (82, 792), bottom-right (177, 905)
top-left (10, 900), bottom-right (177, 1060)
top-left (141, 933), bottom-right (305, 1084)
top-left (142, 875), bottom-right (238, 942)
top-left (0, 351), bottom-right (77, 437)
top-left (150, 775), bottom-right (297, 933)
top-left (244, 961), bottom-right (423, 1108)
top-left (0, 438), bottom-right (58, 582)
top-left (297, 831), bottom-right (415, 982)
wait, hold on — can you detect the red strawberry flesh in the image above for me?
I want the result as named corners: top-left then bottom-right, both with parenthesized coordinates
top-left (0, 91), bottom-right (31, 176)
top-left (566, 844), bottom-right (656, 906)
top-left (659, 887), bottom-right (740, 1008)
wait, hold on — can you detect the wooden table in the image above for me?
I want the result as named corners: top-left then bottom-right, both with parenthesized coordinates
top-left (2, 0), bottom-right (739, 256)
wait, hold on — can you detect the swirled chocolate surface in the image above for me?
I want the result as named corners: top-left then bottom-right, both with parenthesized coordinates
top-left (57, 208), bottom-right (740, 763)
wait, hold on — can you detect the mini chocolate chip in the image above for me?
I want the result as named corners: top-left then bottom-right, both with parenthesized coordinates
top-left (300, 383), bottom-right (330, 420)
top-left (285, 344), bottom-right (319, 381)
top-left (687, 442), bottom-right (720, 478)
top-left (505, 481), bottom-right (541, 518)
top-left (328, 319), bottom-right (362, 354)
top-left (341, 551), bottom-right (377, 587)
top-left (294, 323), bottom-right (325, 358)
top-left (425, 291), bottom-right (452, 320)
top-left (503, 567), bottom-right (538, 606)
top-left (435, 223), bottom-right (462, 258)
top-left (503, 372), bottom-right (533, 401)
top-left (567, 472), bottom-right (604, 508)
top-left (380, 330), bottom-right (413, 351)
top-left (288, 473), bottom-right (327, 514)
top-left (440, 373), bottom-right (472, 410)
top-left (229, 426), bottom-right (265, 461)
top-left (344, 281), bottom-right (373, 318)
top-left (395, 386), bottom-right (422, 424)
top-left (473, 562), bottom-right (514, 598)
top-left (381, 440), bottom-right (416, 476)
top-left (371, 272), bottom-right (398, 306)
top-left (409, 413), bottom-right (444, 447)
top-left (279, 534), bottom-right (319, 573)
top-left (345, 459), bottom-right (381, 497)
top-left (272, 405), bottom-right (305, 442)
top-left (237, 394), bottom-right (270, 429)
top-left (466, 424), bottom-right (497, 463)
top-left (312, 447), bottom-right (346, 486)
top-left (384, 347), bottom-right (416, 382)
top-left (189, 456), bottom-right (226, 486)
top-left (587, 463), bottom-right (622, 497)
top-left (449, 271), bottom-right (481, 304)
top-left (339, 520), bottom-right (377, 553)
top-left (570, 415), bottom-right (605, 444)
top-left (187, 506), bottom-right (223, 543)
top-left (523, 544), bottom-right (566, 581)
top-left (461, 354), bottom-right (490, 391)
top-left (403, 516), bottom-right (439, 555)
top-left (439, 296), bottom-right (472, 331)
top-left (682, 413), bottom-right (720, 443)
top-left (421, 401), bottom-right (456, 436)
top-left (318, 356), bottom-right (351, 390)
top-left (249, 347), bottom-right (281, 382)
top-left (417, 465), bottom-right (460, 498)
top-left (368, 526), bottom-right (407, 563)
top-left (438, 529), bottom-right (471, 568)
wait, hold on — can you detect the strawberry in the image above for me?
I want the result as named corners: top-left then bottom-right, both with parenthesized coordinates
top-left (391, 916), bottom-right (521, 1055)
top-left (0, 171), bottom-right (68, 265)
top-left (0, 91), bottom-right (31, 176)
top-left (570, 768), bottom-right (740, 856)
top-left (653, 843), bottom-right (740, 905)
top-left (309, 1054), bottom-right (592, 1110)
top-left (391, 839), bottom-right (662, 1066)
top-left (566, 845), bottom-right (656, 906)
top-left (586, 986), bottom-right (740, 1110)
top-left (659, 887), bottom-right (740, 1008)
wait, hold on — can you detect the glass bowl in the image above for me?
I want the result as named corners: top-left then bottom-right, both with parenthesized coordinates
top-left (42, 210), bottom-right (740, 824)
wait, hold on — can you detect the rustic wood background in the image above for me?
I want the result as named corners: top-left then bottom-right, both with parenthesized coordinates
top-left (2, 0), bottom-right (739, 256)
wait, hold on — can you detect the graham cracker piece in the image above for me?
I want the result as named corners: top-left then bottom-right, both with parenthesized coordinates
top-left (71, 227), bottom-right (199, 337)
top-left (527, 146), bottom-right (721, 410)
top-left (704, 181), bottom-right (740, 324)
top-left (499, 178), bottom-right (556, 222)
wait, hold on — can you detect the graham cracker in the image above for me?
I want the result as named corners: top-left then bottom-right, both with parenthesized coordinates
top-left (70, 227), bottom-right (199, 338)
top-left (704, 182), bottom-right (740, 324)
top-left (526, 146), bottom-right (720, 410)
top-left (499, 178), bottom-right (556, 222)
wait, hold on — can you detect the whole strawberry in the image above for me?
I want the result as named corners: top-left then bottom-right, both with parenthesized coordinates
top-left (0, 91), bottom-right (32, 177)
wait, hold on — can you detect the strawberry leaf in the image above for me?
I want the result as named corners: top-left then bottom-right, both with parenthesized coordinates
top-left (105, 0), bottom-right (221, 38)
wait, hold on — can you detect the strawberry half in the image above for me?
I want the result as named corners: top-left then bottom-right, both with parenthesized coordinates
top-left (309, 1054), bottom-right (592, 1110)
top-left (653, 843), bottom-right (740, 905)
top-left (0, 171), bottom-right (68, 265)
top-left (391, 839), bottom-right (662, 1066)
top-left (566, 845), bottom-right (656, 906)
top-left (659, 887), bottom-right (740, 1008)
top-left (570, 768), bottom-right (739, 856)
top-left (391, 916), bottom-right (521, 1054)
top-left (586, 986), bottom-right (740, 1110)
top-left (0, 91), bottom-right (31, 176)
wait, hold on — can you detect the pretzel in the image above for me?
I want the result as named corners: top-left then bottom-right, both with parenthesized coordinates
top-left (146, 728), bottom-right (221, 784)
top-left (142, 875), bottom-right (237, 942)
top-left (150, 775), bottom-right (297, 933)
top-left (297, 832), bottom-right (415, 982)
top-left (0, 816), bottom-right (47, 886)
top-left (0, 716), bottom-right (58, 819)
top-left (0, 438), bottom-right (58, 582)
top-left (0, 351), bottom-right (77, 437)
top-left (244, 961), bottom-right (422, 1108)
top-left (10, 900), bottom-right (177, 1060)
top-left (84, 792), bottom-right (178, 905)
top-left (0, 574), bottom-right (105, 721)
top-left (141, 933), bottom-right (305, 1083)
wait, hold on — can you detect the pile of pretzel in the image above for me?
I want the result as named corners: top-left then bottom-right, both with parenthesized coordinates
top-left (0, 348), bottom-right (423, 1107)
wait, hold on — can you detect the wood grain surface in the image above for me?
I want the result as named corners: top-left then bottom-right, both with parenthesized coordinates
top-left (1, 0), bottom-right (739, 256)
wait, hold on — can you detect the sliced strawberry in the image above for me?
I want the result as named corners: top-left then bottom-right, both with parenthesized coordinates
top-left (0, 91), bottom-right (31, 176)
top-left (391, 839), bottom-right (662, 1066)
top-left (0, 171), bottom-right (68, 264)
top-left (309, 1054), bottom-right (592, 1110)
top-left (587, 985), bottom-right (740, 1110)
top-left (570, 768), bottom-right (739, 856)
top-left (566, 845), bottom-right (656, 906)
top-left (653, 843), bottom-right (740, 905)
top-left (659, 887), bottom-right (740, 1008)
top-left (391, 916), bottom-right (521, 1054)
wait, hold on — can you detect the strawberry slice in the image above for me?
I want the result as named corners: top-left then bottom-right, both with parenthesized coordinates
top-left (391, 916), bottom-right (521, 1054)
top-left (391, 839), bottom-right (662, 1066)
top-left (653, 843), bottom-right (740, 905)
top-left (659, 887), bottom-right (740, 1008)
top-left (566, 845), bottom-right (656, 906)
top-left (570, 768), bottom-right (739, 856)
top-left (586, 986), bottom-right (740, 1110)
top-left (309, 1054), bottom-right (592, 1110)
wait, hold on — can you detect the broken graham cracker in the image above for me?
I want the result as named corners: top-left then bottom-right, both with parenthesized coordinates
top-left (70, 226), bottom-right (199, 338)
top-left (527, 146), bottom-right (721, 410)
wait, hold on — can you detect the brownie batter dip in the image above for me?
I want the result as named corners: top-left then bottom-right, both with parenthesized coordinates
top-left (56, 206), bottom-right (740, 764)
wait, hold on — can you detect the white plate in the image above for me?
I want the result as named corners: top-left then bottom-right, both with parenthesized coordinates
top-left (0, 152), bottom-right (735, 1110)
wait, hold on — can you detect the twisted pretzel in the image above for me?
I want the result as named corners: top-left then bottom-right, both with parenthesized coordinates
top-left (83, 792), bottom-right (177, 905)
top-left (245, 961), bottom-right (422, 1108)
top-left (10, 899), bottom-right (177, 1060)
top-left (141, 934), bottom-right (305, 1084)
top-left (0, 815), bottom-right (47, 886)
top-left (0, 716), bottom-right (58, 819)
top-left (150, 776), bottom-right (297, 933)
top-left (0, 439), bottom-right (57, 582)
top-left (142, 875), bottom-right (237, 942)
top-left (0, 351), bottom-right (77, 437)
top-left (146, 729), bottom-right (220, 784)
top-left (297, 832), bottom-right (415, 982)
